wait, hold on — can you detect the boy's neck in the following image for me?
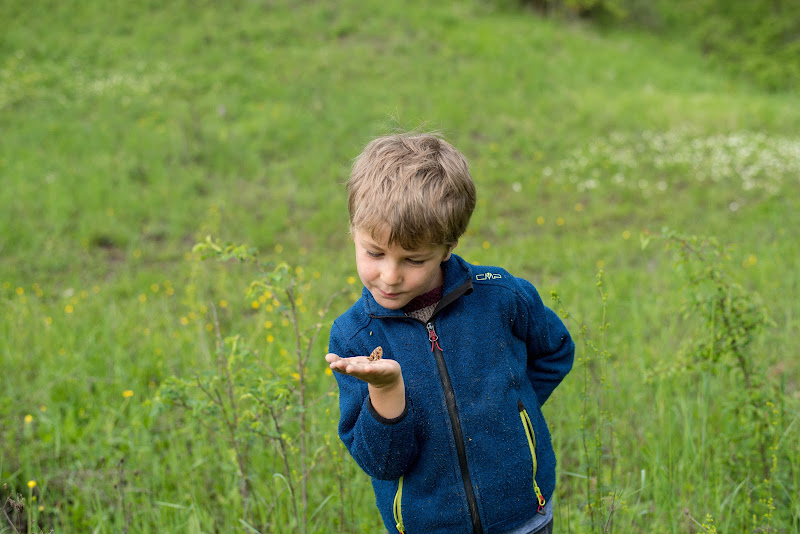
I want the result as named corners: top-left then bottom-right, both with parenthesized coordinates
top-left (403, 283), bottom-right (443, 322)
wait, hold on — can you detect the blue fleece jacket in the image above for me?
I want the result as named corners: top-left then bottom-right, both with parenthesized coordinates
top-left (329, 254), bottom-right (574, 533)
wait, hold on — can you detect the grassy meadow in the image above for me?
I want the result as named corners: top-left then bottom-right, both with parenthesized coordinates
top-left (2, 0), bottom-right (799, 532)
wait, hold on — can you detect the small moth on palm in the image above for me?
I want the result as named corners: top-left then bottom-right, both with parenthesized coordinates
top-left (367, 346), bottom-right (383, 362)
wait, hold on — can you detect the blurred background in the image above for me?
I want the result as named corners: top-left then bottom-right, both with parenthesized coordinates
top-left (2, 1), bottom-right (799, 532)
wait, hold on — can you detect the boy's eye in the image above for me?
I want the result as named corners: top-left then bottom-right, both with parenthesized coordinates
top-left (406, 258), bottom-right (425, 266)
top-left (366, 250), bottom-right (383, 258)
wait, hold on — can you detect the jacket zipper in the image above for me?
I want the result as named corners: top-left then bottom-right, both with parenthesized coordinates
top-left (518, 401), bottom-right (546, 515)
top-left (393, 475), bottom-right (405, 533)
top-left (428, 320), bottom-right (483, 534)
top-left (369, 277), bottom-right (477, 532)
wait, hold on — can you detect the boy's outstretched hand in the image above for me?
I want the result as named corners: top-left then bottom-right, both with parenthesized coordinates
top-left (325, 352), bottom-right (402, 387)
top-left (326, 351), bottom-right (406, 419)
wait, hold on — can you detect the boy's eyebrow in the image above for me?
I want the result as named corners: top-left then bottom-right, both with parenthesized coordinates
top-left (359, 236), bottom-right (386, 250)
top-left (406, 250), bottom-right (435, 258)
top-left (359, 236), bottom-right (433, 257)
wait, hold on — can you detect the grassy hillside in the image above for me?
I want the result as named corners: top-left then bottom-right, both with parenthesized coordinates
top-left (2, 1), bottom-right (799, 532)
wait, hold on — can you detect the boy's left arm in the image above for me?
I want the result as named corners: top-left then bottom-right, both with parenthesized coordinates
top-left (515, 278), bottom-right (575, 406)
top-left (328, 323), bottom-right (419, 480)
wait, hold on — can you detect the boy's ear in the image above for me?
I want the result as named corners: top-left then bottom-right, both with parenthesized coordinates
top-left (443, 241), bottom-right (458, 261)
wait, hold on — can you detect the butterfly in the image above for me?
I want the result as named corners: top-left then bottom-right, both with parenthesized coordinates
top-left (367, 346), bottom-right (383, 362)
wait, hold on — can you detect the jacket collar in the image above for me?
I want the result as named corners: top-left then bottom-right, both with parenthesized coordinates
top-left (363, 254), bottom-right (474, 318)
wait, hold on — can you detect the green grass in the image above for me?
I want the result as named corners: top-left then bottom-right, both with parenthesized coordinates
top-left (2, 0), bottom-right (799, 532)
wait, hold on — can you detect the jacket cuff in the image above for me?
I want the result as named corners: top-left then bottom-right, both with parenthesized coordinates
top-left (367, 395), bottom-right (410, 425)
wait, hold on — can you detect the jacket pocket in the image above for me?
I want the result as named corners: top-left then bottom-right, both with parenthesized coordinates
top-left (393, 475), bottom-right (405, 533)
top-left (518, 400), bottom-right (546, 514)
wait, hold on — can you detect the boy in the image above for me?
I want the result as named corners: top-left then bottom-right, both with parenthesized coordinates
top-left (326, 132), bottom-right (574, 533)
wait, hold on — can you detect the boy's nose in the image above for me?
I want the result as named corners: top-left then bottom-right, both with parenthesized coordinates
top-left (380, 264), bottom-right (402, 286)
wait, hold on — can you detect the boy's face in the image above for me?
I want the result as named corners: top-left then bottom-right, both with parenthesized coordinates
top-left (353, 228), bottom-right (454, 310)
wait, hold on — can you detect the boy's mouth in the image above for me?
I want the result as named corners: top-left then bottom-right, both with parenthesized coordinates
top-left (378, 289), bottom-right (401, 299)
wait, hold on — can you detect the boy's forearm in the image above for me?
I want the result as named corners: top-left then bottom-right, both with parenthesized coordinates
top-left (368, 377), bottom-right (406, 420)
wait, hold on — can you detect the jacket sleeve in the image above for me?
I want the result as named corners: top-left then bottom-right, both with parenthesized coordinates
top-left (328, 322), bottom-right (419, 480)
top-left (512, 278), bottom-right (575, 406)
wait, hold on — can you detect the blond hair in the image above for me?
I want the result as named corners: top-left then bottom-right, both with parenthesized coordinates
top-left (347, 132), bottom-right (476, 250)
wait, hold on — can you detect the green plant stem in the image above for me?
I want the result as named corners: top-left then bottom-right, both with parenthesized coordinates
top-left (267, 404), bottom-right (300, 530)
top-left (283, 285), bottom-right (308, 532)
top-left (211, 304), bottom-right (252, 504)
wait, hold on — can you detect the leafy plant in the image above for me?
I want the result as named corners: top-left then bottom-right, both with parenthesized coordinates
top-left (153, 238), bottom-right (347, 532)
top-left (553, 270), bottom-right (623, 533)
top-left (646, 229), bottom-right (783, 532)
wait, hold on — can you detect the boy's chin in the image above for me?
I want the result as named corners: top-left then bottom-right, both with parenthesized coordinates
top-left (371, 292), bottom-right (408, 310)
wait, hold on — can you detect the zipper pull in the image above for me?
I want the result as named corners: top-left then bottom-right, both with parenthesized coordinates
top-left (426, 322), bottom-right (443, 352)
top-left (535, 486), bottom-right (546, 515)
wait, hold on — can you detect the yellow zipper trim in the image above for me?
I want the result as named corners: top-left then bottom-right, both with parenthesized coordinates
top-left (393, 475), bottom-right (405, 533)
top-left (519, 408), bottom-right (547, 511)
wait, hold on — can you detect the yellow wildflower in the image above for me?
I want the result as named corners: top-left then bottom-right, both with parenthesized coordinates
top-left (536, 216), bottom-right (545, 225)
top-left (27, 480), bottom-right (36, 489)
top-left (24, 414), bottom-right (33, 423)
top-left (64, 304), bottom-right (74, 314)
top-left (122, 390), bottom-right (134, 398)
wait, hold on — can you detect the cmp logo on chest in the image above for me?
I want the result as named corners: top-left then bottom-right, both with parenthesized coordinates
top-left (475, 272), bottom-right (502, 281)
